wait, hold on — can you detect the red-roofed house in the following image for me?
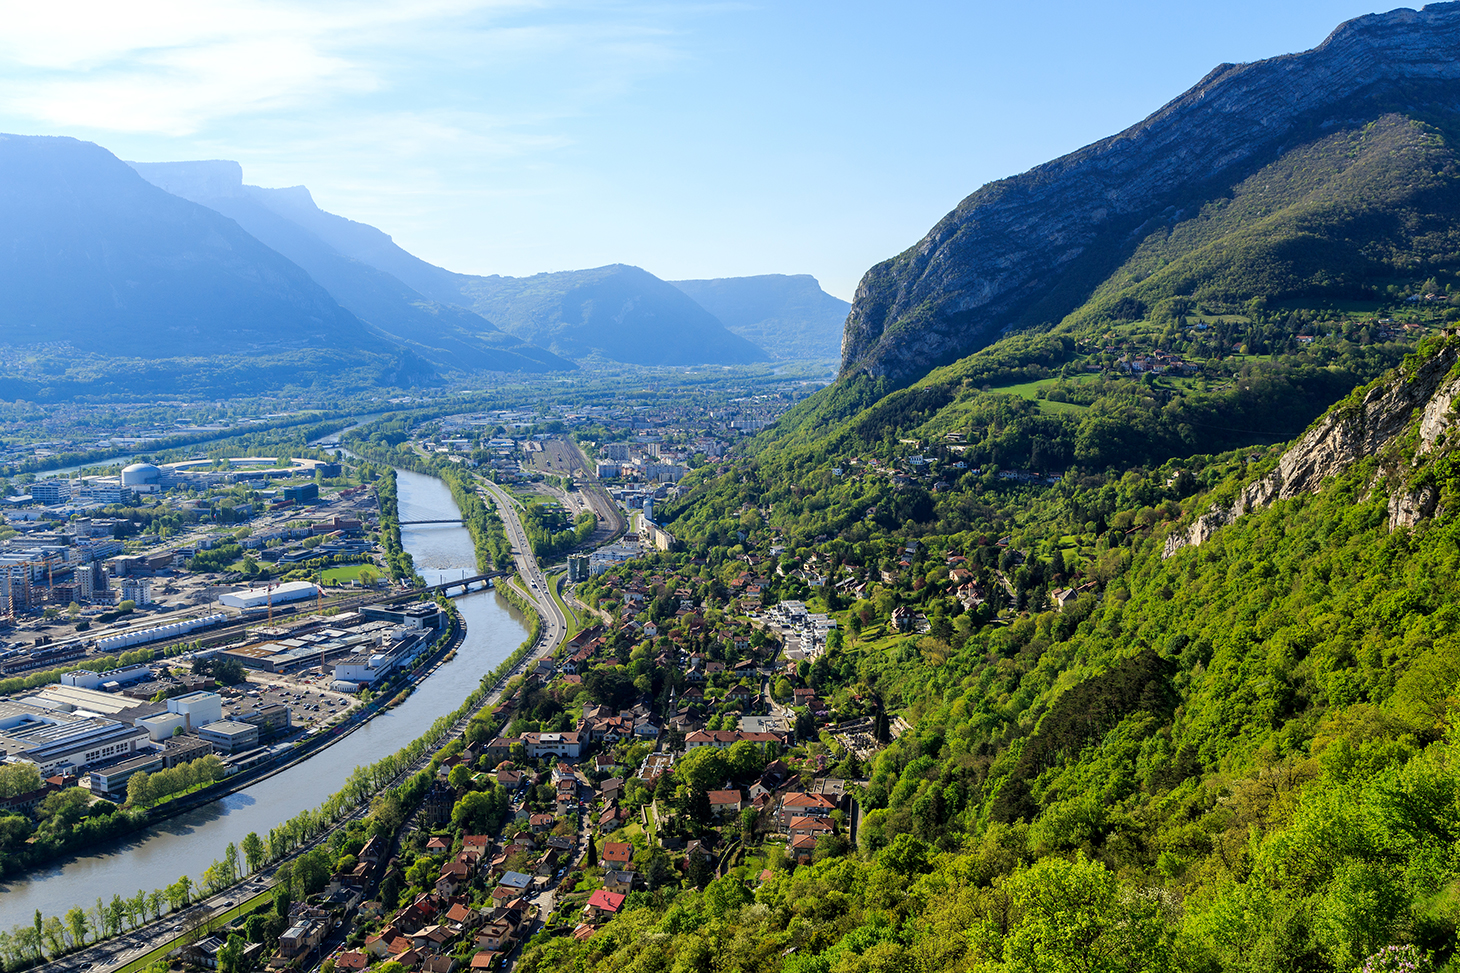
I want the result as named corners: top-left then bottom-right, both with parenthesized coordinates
top-left (777, 791), bottom-right (836, 828)
top-left (584, 889), bottom-right (625, 920)
top-left (601, 841), bottom-right (634, 867)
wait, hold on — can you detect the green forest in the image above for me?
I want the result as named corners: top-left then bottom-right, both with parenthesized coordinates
top-left (518, 308), bottom-right (1460, 973)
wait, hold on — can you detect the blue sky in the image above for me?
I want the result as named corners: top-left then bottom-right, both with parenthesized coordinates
top-left (0, 1), bottom-right (1391, 299)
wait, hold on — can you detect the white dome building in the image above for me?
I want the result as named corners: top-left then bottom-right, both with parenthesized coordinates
top-left (120, 462), bottom-right (163, 493)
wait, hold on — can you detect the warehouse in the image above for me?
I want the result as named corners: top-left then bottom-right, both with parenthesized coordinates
top-left (218, 581), bottom-right (321, 611)
top-left (0, 699), bottom-right (150, 775)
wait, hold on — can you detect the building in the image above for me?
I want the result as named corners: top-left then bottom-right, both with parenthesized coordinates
top-left (167, 691), bottom-right (223, 730)
top-left (120, 464), bottom-right (163, 494)
top-left (30, 480), bottom-right (71, 505)
top-left (360, 601), bottom-right (446, 631)
top-left (87, 750), bottom-right (164, 799)
top-left (119, 577), bottom-right (154, 607)
top-left (233, 702), bottom-right (292, 741)
top-left (281, 483), bottom-right (319, 504)
top-left (218, 581), bottom-right (321, 610)
top-left (567, 555), bottom-right (591, 583)
top-left (519, 731), bottom-right (580, 760)
top-left (197, 720), bottom-right (260, 754)
top-left (0, 699), bottom-right (150, 775)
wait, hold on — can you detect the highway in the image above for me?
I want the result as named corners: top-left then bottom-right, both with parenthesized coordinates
top-left (477, 478), bottom-right (569, 644)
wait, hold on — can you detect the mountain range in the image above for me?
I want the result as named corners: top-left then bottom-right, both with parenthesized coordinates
top-left (0, 137), bottom-right (849, 397)
top-left (671, 274), bottom-right (849, 361)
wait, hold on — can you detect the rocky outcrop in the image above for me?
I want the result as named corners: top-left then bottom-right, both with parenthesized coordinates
top-left (1164, 344), bottom-right (1460, 556)
top-left (841, 4), bottom-right (1460, 386)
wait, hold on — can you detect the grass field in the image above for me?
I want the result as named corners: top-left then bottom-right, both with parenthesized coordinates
top-left (983, 376), bottom-right (1092, 414)
top-left (320, 563), bottom-right (375, 584)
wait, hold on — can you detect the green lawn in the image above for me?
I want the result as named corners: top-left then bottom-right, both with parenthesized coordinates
top-left (320, 563), bottom-right (376, 584)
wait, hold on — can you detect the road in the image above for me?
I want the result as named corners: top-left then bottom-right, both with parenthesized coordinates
top-left (42, 476), bottom-right (572, 973)
top-left (477, 478), bottom-right (568, 645)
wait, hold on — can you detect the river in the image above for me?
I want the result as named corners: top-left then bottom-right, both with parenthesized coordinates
top-left (0, 469), bottom-right (528, 929)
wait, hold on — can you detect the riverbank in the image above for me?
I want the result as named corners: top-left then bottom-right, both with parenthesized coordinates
top-left (1, 471), bottom-right (530, 933)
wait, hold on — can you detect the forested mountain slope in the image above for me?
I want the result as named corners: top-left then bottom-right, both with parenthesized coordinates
top-left (536, 338), bottom-right (1460, 973)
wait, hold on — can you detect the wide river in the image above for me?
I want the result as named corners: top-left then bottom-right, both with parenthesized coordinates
top-left (0, 469), bottom-right (528, 929)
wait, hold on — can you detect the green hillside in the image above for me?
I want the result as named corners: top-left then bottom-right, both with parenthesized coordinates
top-left (534, 339), bottom-right (1460, 973)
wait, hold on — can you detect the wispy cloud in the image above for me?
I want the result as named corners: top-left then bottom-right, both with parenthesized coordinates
top-left (0, 0), bottom-right (687, 136)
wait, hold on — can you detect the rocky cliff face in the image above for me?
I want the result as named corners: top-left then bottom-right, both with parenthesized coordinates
top-left (1164, 342), bottom-right (1460, 556)
top-left (841, 3), bottom-right (1460, 386)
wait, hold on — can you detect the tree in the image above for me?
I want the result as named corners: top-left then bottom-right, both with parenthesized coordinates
top-left (242, 832), bottom-right (266, 875)
top-left (448, 764), bottom-right (474, 792)
top-left (64, 906), bottom-right (88, 948)
top-left (217, 933), bottom-right (246, 973)
top-left (1002, 854), bottom-right (1175, 973)
top-left (126, 770), bottom-right (152, 807)
top-left (0, 762), bottom-right (41, 799)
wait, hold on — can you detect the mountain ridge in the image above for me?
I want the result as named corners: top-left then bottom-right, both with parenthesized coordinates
top-left (670, 274), bottom-right (849, 361)
top-left (840, 1), bottom-right (1460, 387)
top-left (129, 160), bottom-right (573, 374)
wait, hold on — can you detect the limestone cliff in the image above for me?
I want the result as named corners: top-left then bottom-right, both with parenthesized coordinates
top-left (842, 3), bottom-right (1460, 386)
top-left (1164, 342), bottom-right (1460, 556)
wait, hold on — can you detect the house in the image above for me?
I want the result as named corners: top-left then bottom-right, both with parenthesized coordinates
top-left (777, 791), bottom-right (836, 828)
top-left (599, 804), bottom-right (629, 832)
top-left (335, 951), bottom-right (369, 971)
top-left (530, 813), bottom-right (556, 833)
top-left (475, 920), bottom-right (516, 953)
top-left (600, 777), bottom-right (624, 802)
top-left (422, 955), bottom-right (457, 973)
top-left (788, 815), bottom-right (834, 841)
top-left (365, 926), bottom-right (407, 958)
top-left (584, 889), bottom-right (625, 921)
top-left (410, 925), bottom-right (453, 951)
top-left (469, 951), bottom-right (501, 971)
top-left (601, 841), bottom-right (634, 868)
top-left (788, 832), bottom-right (818, 864)
top-left (436, 861), bottom-right (473, 896)
top-left (180, 935), bottom-right (226, 969)
top-left (684, 729), bottom-right (780, 750)
top-left (444, 903), bottom-right (477, 930)
top-left (602, 869), bottom-right (635, 894)
top-left (520, 730), bottom-right (581, 760)
top-left (707, 789), bottom-right (743, 817)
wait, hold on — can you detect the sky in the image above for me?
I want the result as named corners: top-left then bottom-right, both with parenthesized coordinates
top-left (0, 0), bottom-right (1397, 300)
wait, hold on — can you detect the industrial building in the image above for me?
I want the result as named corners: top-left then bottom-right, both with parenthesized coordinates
top-left (218, 581), bottom-right (321, 611)
top-left (0, 699), bottom-right (151, 775)
top-left (330, 625), bottom-right (434, 686)
top-left (167, 691), bottom-right (223, 730)
top-left (120, 463), bottom-right (163, 493)
top-left (233, 703), bottom-right (291, 741)
top-left (197, 720), bottom-right (259, 754)
top-left (218, 622), bottom-right (395, 674)
top-left (360, 601), bottom-right (445, 630)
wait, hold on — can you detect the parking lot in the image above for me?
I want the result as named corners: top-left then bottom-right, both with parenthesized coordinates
top-left (217, 677), bottom-right (358, 735)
